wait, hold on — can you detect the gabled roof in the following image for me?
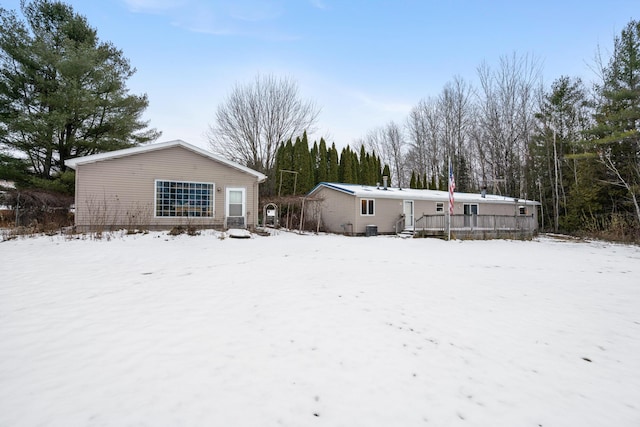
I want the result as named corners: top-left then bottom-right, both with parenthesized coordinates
top-left (64, 140), bottom-right (267, 182)
top-left (308, 182), bottom-right (540, 205)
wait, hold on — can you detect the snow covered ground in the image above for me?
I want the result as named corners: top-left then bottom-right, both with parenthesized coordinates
top-left (1, 230), bottom-right (639, 426)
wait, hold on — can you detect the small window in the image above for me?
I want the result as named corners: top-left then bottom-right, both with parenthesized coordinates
top-left (361, 198), bottom-right (375, 216)
top-left (436, 202), bottom-right (444, 213)
top-left (519, 206), bottom-right (527, 215)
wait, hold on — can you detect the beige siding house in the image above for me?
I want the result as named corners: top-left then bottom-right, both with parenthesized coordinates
top-left (306, 182), bottom-right (540, 239)
top-left (65, 140), bottom-right (266, 231)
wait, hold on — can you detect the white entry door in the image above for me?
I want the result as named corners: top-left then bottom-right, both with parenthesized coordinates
top-left (226, 187), bottom-right (246, 227)
top-left (403, 200), bottom-right (414, 228)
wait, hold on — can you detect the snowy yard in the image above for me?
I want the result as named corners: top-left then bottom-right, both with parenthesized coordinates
top-left (1, 231), bottom-right (639, 426)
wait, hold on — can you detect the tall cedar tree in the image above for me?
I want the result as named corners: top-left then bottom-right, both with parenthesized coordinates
top-left (339, 146), bottom-right (355, 183)
top-left (292, 132), bottom-right (313, 194)
top-left (310, 141), bottom-right (318, 185)
top-left (382, 164), bottom-right (391, 186)
top-left (274, 138), bottom-right (294, 195)
top-left (327, 143), bottom-right (339, 182)
top-left (316, 138), bottom-right (328, 183)
top-left (0, 0), bottom-right (159, 183)
top-left (272, 135), bottom-right (386, 194)
top-left (359, 145), bottom-right (369, 185)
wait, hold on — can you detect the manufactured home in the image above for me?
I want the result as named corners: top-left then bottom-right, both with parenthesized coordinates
top-left (65, 140), bottom-right (266, 232)
top-left (306, 182), bottom-right (540, 239)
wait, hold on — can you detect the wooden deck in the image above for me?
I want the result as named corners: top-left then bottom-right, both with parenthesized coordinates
top-left (405, 214), bottom-right (538, 239)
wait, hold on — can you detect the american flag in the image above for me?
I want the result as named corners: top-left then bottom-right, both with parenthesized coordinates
top-left (448, 161), bottom-right (455, 215)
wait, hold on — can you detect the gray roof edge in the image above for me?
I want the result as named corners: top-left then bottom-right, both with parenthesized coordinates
top-left (307, 182), bottom-right (356, 196)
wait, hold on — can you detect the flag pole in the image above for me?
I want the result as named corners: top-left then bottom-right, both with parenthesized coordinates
top-left (448, 158), bottom-right (455, 241)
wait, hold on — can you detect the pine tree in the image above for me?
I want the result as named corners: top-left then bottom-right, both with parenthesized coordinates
top-left (382, 164), bottom-right (391, 187)
top-left (275, 139), bottom-right (294, 195)
top-left (327, 143), bottom-right (340, 182)
top-left (359, 145), bottom-right (369, 185)
top-left (293, 132), bottom-right (313, 194)
top-left (416, 172), bottom-right (423, 189)
top-left (533, 76), bottom-right (591, 232)
top-left (588, 19), bottom-right (640, 225)
top-left (0, 0), bottom-right (159, 184)
top-left (409, 171), bottom-right (417, 188)
top-left (316, 138), bottom-right (328, 184)
top-left (339, 146), bottom-right (355, 183)
top-left (310, 140), bottom-right (319, 185)
top-left (351, 149), bottom-right (360, 183)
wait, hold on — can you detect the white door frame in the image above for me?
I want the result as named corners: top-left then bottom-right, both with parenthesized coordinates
top-left (225, 187), bottom-right (246, 227)
top-left (403, 200), bottom-right (415, 228)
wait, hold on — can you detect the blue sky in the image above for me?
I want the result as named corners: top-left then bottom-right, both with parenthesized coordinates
top-left (3, 0), bottom-right (638, 150)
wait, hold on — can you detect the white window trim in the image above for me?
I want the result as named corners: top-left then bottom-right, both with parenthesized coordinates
top-left (360, 198), bottom-right (375, 216)
top-left (463, 203), bottom-right (479, 215)
top-left (225, 187), bottom-right (246, 218)
top-left (154, 179), bottom-right (215, 218)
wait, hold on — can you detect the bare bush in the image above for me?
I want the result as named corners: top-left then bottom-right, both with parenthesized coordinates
top-left (2, 189), bottom-right (73, 229)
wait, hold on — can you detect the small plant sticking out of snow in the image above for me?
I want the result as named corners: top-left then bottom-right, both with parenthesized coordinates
top-left (168, 225), bottom-right (200, 236)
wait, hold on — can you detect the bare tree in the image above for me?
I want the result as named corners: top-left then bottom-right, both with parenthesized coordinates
top-left (384, 121), bottom-right (407, 187)
top-left (476, 53), bottom-right (542, 196)
top-left (438, 76), bottom-right (475, 191)
top-left (207, 74), bottom-right (320, 174)
top-left (405, 97), bottom-right (441, 187)
top-left (363, 121), bottom-right (406, 187)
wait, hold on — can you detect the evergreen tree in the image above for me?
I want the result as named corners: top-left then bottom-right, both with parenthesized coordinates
top-left (368, 153), bottom-right (379, 185)
top-left (0, 0), bottom-right (159, 183)
top-left (455, 155), bottom-right (472, 192)
top-left (382, 164), bottom-right (391, 187)
top-left (588, 19), bottom-right (640, 225)
top-left (409, 171), bottom-right (417, 188)
top-left (351, 149), bottom-right (360, 183)
top-left (327, 143), bottom-right (339, 182)
top-left (0, 153), bottom-right (32, 188)
top-left (310, 140), bottom-right (318, 185)
top-left (533, 76), bottom-right (591, 232)
top-left (416, 172), bottom-right (423, 189)
top-left (274, 139), bottom-right (294, 195)
top-left (376, 155), bottom-right (383, 185)
top-left (316, 138), bottom-right (328, 183)
top-left (339, 146), bottom-right (355, 183)
top-left (359, 145), bottom-right (369, 185)
top-left (293, 132), bottom-right (313, 194)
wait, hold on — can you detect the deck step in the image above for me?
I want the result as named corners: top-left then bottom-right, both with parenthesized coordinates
top-left (397, 229), bottom-right (414, 238)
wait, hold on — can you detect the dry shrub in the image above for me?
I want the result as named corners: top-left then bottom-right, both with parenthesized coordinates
top-left (2, 189), bottom-right (73, 230)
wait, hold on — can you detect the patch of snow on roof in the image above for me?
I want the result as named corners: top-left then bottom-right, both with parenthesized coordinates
top-left (311, 182), bottom-right (539, 205)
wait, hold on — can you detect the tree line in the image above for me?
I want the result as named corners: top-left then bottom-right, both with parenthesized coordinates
top-left (263, 17), bottom-right (639, 239)
top-left (271, 132), bottom-right (395, 196)
top-left (347, 23), bottom-right (640, 238)
top-left (1, 1), bottom-right (638, 239)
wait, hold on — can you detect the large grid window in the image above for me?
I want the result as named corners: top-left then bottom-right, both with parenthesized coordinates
top-left (360, 198), bottom-right (375, 216)
top-left (155, 180), bottom-right (214, 217)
